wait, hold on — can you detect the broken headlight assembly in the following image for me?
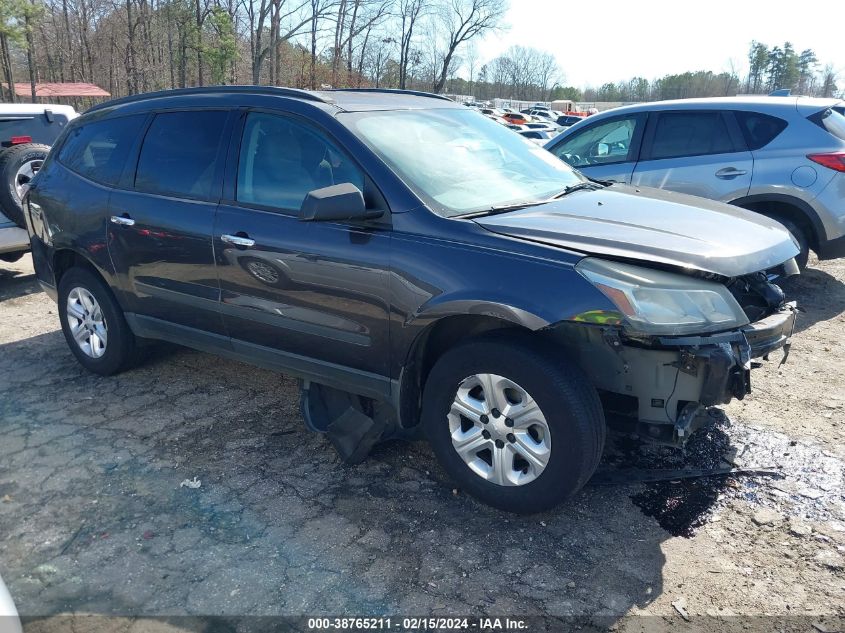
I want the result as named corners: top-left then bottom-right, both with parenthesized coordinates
top-left (576, 258), bottom-right (750, 336)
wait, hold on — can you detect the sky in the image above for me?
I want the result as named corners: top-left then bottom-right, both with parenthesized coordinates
top-left (474, 0), bottom-right (844, 88)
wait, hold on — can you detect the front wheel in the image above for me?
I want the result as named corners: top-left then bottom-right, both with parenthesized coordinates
top-left (422, 335), bottom-right (605, 514)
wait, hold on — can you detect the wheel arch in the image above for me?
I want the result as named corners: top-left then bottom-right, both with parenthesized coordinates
top-left (53, 248), bottom-right (102, 284)
top-left (397, 313), bottom-right (535, 430)
top-left (729, 193), bottom-right (825, 252)
top-left (51, 248), bottom-right (125, 310)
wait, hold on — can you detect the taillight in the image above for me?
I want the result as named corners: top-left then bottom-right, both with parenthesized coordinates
top-left (807, 152), bottom-right (845, 172)
top-left (10, 135), bottom-right (32, 144)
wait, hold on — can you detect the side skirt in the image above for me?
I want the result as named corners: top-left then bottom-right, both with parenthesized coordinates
top-left (124, 313), bottom-right (394, 402)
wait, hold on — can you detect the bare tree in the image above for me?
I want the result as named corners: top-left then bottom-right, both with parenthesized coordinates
top-left (430, 0), bottom-right (503, 94)
top-left (396, 0), bottom-right (420, 89)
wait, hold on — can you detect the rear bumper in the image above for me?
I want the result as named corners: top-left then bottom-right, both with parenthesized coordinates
top-left (0, 226), bottom-right (29, 255)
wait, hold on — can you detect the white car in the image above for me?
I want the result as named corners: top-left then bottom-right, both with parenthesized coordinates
top-left (518, 129), bottom-right (555, 144)
top-left (0, 103), bottom-right (78, 265)
top-left (0, 574), bottom-right (22, 633)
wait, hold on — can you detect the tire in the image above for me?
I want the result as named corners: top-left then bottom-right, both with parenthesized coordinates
top-left (0, 143), bottom-right (50, 228)
top-left (770, 215), bottom-right (809, 271)
top-left (0, 251), bottom-right (25, 263)
top-left (422, 334), bottom-right (605, 514)
top-left (58, 267), bottom-right (141, 375)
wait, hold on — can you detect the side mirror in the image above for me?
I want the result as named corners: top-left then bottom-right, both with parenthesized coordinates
top-left (299, 183), bottom-right (383, 222)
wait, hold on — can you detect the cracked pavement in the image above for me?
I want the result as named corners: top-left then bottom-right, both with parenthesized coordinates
top-left (1, 254), bottom-right (844, 625)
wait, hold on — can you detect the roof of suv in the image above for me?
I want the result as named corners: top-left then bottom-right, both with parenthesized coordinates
top-left (87, 86), bottom-right (462, 115)
top-left (591, 95), bottom-right (843, 118)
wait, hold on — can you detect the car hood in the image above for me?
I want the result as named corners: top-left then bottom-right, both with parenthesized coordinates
top-left (474, 185), bottom-right (799, 277)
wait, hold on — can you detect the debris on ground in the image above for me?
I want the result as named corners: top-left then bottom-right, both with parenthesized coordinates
top-left (179, 477), bottom-right (201, 489)
top-left (752, 508), bottom-right (782, 527)
top-left (671, 597), bottom-right (691, 621)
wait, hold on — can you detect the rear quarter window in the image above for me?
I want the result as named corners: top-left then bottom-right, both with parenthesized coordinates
top-left (809, 107), bottom-right (845, 142)
top-left (734, 111), bottom-right (788, 150)
top-left (57, 115), bottom-right (147, 186)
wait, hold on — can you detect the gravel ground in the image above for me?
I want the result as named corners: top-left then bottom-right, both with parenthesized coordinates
top-left (1, 253), bottom-right (844, 629)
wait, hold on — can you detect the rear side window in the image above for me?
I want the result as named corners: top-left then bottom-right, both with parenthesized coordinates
top-left (734, 111), bottom-right (788, 150)
top-left (57, 115), bottom-right (146, 185)
top-left (649, 112), bottom-right (735, 160)
top-left (135, 110), bottom-right (228, 199)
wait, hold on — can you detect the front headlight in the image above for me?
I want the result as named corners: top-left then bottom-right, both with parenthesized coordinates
top-left (576, 258), bottom-right (749, 336)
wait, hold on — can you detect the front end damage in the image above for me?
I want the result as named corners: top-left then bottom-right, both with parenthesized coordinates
top-left (549, 272), bottom-right (797, 446)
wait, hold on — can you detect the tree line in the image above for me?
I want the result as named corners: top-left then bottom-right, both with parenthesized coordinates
top-left (574, 41), bottom-right (839, 104)
top-left (419, 40), bottom-right (840, 106)
top-left (0, 0), bottom-right (506, 103)
top-left (0, 3), bottom-right (841, 109)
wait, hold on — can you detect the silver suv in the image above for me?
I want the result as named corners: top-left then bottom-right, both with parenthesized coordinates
top-left (544, 96), bottom-right (845, 268)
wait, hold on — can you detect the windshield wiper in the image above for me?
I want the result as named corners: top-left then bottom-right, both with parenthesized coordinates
top-left (458, 200), bottom-right (546, 219)
top-left (552, 181), bottom-right (604, 198)
top-left (459, 180), bottom-right (608, 219)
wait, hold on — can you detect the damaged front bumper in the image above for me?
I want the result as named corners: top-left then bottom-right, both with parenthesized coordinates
top-left (550, 302), bottom-right (797, 445)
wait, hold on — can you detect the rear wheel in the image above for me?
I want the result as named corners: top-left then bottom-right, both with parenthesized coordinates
top-left (58, 267), bottom-right (141, 375)
top-left (422, 335), bottom-right (605, 514)
top-left (0, 143), bottom-right (50, 228)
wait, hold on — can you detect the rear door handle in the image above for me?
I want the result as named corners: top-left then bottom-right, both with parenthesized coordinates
top-left (221, 233), bottom-right (255, 248)
top-left (110, 214), bottom-right (135, 226)
top-left (715, 167), bottom-right (748, 179)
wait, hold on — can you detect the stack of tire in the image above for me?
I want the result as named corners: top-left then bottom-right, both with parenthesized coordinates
top-left (0, 142), bottom-right (50, 262)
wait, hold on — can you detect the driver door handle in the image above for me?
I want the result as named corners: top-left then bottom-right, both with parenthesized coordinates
top-left (110, 214), bottom-right (135, 226)
top-left (221, 233), bottom-right (255, 248)
top-left (715, 167), bottom-right (748, 179)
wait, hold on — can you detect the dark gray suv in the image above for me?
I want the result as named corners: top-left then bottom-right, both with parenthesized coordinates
top-left (24, 87), bottom-right (799, 513)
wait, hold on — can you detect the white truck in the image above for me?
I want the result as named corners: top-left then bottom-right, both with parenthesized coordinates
top-left (0, 104), bottom-right (77, 264)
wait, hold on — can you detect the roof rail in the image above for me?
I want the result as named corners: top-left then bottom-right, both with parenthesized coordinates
top-left (88, 85), bottom-right (331, 112)
top-left (325, 88), bottom-right (454, 102)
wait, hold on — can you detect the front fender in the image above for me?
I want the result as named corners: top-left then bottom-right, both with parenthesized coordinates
top-left (409, 295), bottom-right (551, 330)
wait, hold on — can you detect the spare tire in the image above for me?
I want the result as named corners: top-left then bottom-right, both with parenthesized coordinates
top-left (0, 143), bottom-right (50, 228)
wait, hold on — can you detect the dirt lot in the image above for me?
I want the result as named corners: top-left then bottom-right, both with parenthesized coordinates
top-left (1, 253), bottom-right (844, 629)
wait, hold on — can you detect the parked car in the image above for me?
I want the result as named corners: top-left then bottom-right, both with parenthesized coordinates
top-left (527, 109), bottom-right (555, 121)
top-left (519, 129), bottom-right (555, 144)
top-left (0, 103), bottom-right (77, 264)
top-left (556, 114), bottom-right (587, 127)
top-left (24, 87), bottom-right (798, 513)
top-left (0, 573), bottom-right (22, 633)
top-left (524, 122), bottom-right (561, 132)
top-left (503, 112), bottom-right (531, 125)
top-left (544, 96), bottom-right (845, 268)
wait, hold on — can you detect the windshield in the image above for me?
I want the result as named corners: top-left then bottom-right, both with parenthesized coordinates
top-left (341, 108), bottom-right (584, 217)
